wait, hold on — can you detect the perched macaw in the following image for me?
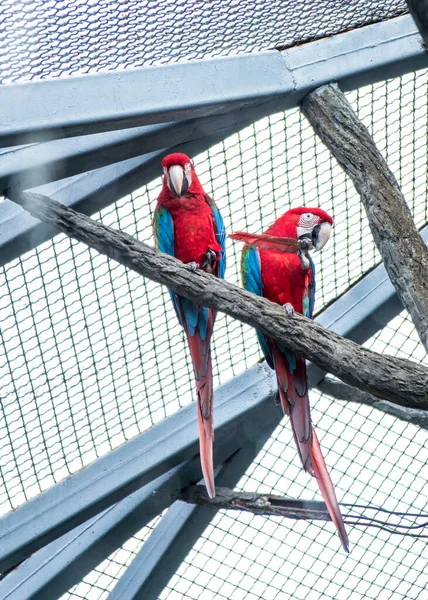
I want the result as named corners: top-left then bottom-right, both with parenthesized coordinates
top-left (235, 207), bottom-right (349, 552)
top-left (153, 152), bottom-right (226, 498)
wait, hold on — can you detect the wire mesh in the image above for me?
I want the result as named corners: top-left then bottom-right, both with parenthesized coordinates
top-left (0, 0), bottom-right (408, 84)
top-left (0, 67), bottom-right (412, 598)
top-left (0, 62), bottom-right (427, 600)
top-left (160, 311), bottom-right (428, 600)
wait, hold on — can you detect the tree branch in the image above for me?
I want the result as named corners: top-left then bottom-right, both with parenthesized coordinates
top-left (318, 377), bottom-right (428, 430)
top-left (301, 83), bottom-right (428, 353)
top-left (179, 485), bottom-right (330, 520)
top-left (180, 486), bottom-right (428, 539)
top-left (6, 190), bottom-right (428, 410)
top-left (406, 0), bottom-right (428, 48)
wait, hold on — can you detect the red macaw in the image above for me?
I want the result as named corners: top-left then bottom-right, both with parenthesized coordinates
top-left (153, 153), bottom-right (226, 498)
top-left (235, 207), bottom-right (349, 552)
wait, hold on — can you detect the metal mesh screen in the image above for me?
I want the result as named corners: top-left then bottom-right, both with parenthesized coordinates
top-left (1, 68), bottom-right (415, 598)
top-left (0, 0), bottom-right (408, 84)
top-left (0, 67), bottom-right (427, 597)
top-left (160, 312), bottom-right (428, 600)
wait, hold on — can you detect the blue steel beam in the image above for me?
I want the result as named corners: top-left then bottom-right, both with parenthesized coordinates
top-left (107, 425), bottom-right (276, 600)
top-left (0, 102), bottom-right (274, 194)
top-left (0, 362), bottom-right (279, 574)
top-left (0, 108), bottom-right (260, 268)
top-left (0, 15), bottom-right (425, 146)
top-left (0, 426), bottom-right (276, 600)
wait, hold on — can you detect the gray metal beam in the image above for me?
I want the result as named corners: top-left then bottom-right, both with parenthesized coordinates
top-left (0, 102), bottom-right (274, 194)
top-left (0, 461), bottom-right (199, 600)
top-left (0, 109), bottom-right (259, 268)
top-left (107, 423), bottom-right (276, 600)
top-left (406, 0), bottom-right (428, 47)
top-left (0, 425), bottom-right (276, 600)
top-left (0, 362), bottom-right (279, 574)
top-left (0, 15), bottom-right (425, 146)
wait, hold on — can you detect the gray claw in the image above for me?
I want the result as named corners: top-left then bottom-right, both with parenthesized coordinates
top-left (188, 261), bottom-right (200, 272)
top-left (202, 249), bottom-right (217, 273)
top-left (299, 238), bottom-right (312, 252)
top-left (284, 302), bottom-right (294, 317)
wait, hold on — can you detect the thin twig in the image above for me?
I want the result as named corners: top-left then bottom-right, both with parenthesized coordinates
top-left (180, 486), bottom-right (428, 538)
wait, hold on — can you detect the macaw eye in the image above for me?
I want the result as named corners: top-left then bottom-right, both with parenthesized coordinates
top-left (303, 213), bottom-right (313, 221)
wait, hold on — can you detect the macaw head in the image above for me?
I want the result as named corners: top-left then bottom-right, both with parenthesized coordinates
top-left (161, 153), bottom-right (203, 198)
top-left (270, 207), bottom-right (333, 251)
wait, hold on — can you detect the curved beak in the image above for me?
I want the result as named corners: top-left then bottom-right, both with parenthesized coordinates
top-left (168, 165), bottom-right (189, 197)
top-left (312, 222), bottom-right (332, 251)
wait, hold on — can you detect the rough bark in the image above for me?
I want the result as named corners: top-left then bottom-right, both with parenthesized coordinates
top-left (301, 83), bottom-right (428, 353)
top-left (179, 485), bottom-right (330, 521)
top-left (6, 190), bottom-right (428, 409)
top-left (406, 0), bottom-right (428, 48)
top-left (318, 377), bottom-right (428, 430)
top-left (180, 486), bottom-right (428, 539)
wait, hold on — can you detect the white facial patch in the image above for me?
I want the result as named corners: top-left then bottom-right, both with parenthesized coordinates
top-left (296, 212), bottom-right (321, 240)
top-left (184, 162), bottom-right (192, 188)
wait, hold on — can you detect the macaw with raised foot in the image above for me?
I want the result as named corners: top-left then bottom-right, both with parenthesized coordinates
top-left (153, 152), bottom-right (226, 499)
top-left (231, 207), bottom-right (349, 552)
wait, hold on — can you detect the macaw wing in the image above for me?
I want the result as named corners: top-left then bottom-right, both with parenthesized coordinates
top-left (153, 204), bottom-right (182, 319)
top-left (241, 245), bottom-right (273, 368)
top-left (206, 195), bottom-right (226, 279)
top-left (302, 254), bottom-right (316, 320)
top-left (153, 203), bottom-right (211, 341)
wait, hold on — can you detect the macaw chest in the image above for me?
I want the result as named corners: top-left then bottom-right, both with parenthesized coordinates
top-left (173, 207), bottom-right (221, 267)
top-left (259, 250), bottom-right (310, 313)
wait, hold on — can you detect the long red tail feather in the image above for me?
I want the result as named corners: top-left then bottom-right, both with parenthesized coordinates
top-left (273, 346), bottom-right (349, 551)
top-left (310, 427), bottom-right (349, 552)
top-left (186, 325), bottom-right (216, 498)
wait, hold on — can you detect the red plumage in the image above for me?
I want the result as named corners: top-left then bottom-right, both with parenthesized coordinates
top-left (237, 207), bottom-right (349, 552)
top-left (154, 153), bottom-right (225, 498)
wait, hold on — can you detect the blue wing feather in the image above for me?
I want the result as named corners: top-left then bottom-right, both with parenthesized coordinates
top-left (154, 203), bottom-right (215, 341)
top-left (207, 197), bottom-right (226, 280)
top-left (241, 245), bottom-right (274, 368)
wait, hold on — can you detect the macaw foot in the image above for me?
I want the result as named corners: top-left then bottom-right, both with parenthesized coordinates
top-left (283, 302), bottom-right (294, 317)
top-left (274, 392), bottom-right (281, 406)
top-left (188, 261), bottom-right (200, 272)
top-left (202, 249), bottom-right (217, 273)
top-left (298, 238), bottom-right (312, 252)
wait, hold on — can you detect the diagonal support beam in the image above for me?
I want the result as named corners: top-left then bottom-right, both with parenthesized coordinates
top-left (0, 460), bottom-right (200, 600)
top-left (0, 362), bottom-right (279, 574)
top-left (107, 423), bottom-right (278, 600)
top-left (0, 102), bottom-right (275, 195)
top-left (0, 15), bottom-right (425, 146)
top-left (0, 110), bottom-right (259, 268)
top-left (302, 83), bottom-right (428, 353)
top-left (0, 422), bottom-right (277, 600)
